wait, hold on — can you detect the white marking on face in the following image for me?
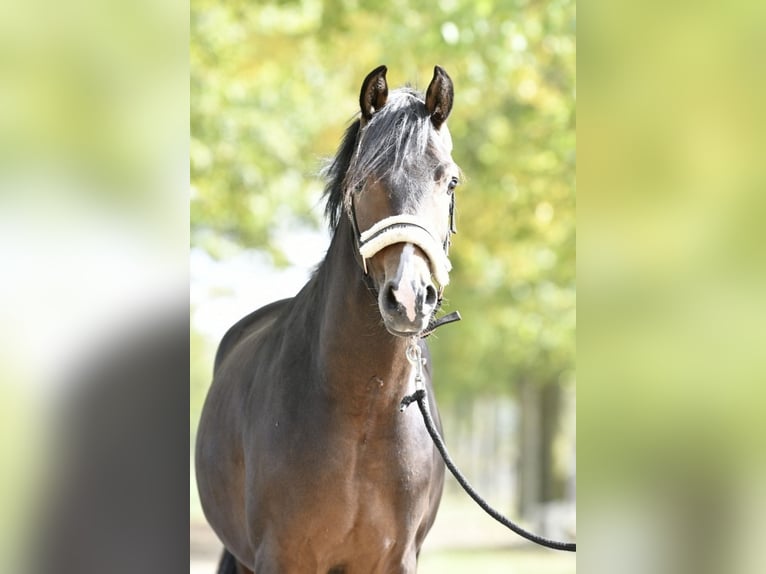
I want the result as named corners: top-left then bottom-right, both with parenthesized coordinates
top-left (392, 243), bottom-right (419, 322)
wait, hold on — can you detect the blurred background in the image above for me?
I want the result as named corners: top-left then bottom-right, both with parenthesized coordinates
top-left (0, 0), bottom-right (188, 572)
top-left (578, 2), bottom-right (766, 573)
top-left (191, 0), bottom-right (576, 572)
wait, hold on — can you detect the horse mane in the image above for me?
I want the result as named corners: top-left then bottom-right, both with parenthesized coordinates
top-left (322, 87), bottom-right (438, 230)
top-left (322, 119), bottom-right (362, 230)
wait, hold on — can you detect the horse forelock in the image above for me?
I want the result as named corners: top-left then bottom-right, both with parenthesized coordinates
top-left (322, 88), bottom-right (450, 230)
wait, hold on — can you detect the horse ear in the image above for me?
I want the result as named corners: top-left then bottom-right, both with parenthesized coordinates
top-left (359, 65), bottom-right (389, 121)
top-left (425, 66), bottom-right (454, 130)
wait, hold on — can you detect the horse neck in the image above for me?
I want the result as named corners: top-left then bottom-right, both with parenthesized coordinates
top-left (313, 217), bottom-right (413, 405)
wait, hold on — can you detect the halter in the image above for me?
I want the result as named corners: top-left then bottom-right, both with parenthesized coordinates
top-left (348, 192), bottom-right (461, 337)
top-left (349, 193), bottom-right (456, 291)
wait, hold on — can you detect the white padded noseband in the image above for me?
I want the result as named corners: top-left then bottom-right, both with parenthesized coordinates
top-left (358, 215), bottom-right (452, 287)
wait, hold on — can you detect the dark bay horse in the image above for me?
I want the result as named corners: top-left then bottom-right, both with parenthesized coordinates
top-left (196, 65), bottom-right (460, 574)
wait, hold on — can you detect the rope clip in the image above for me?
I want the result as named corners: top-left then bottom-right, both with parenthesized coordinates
top-left (400, 339), bottom-right (427, 412)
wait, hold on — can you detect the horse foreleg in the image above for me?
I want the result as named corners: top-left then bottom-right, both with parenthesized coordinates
top-left (217, 548), bottom-right (254, 574)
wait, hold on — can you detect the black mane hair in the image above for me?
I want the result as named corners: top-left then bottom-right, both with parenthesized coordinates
top-left (322, 119), bottom-right (362, 230)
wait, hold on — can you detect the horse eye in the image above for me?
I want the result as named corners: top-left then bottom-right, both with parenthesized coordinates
top-left (447, 177), bottom-right (459, 193)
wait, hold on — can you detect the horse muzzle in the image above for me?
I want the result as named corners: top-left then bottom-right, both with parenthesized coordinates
top-left (378, 250), bottom-right (439, 336)
top-left (357, 215), bottom-right (450, 337)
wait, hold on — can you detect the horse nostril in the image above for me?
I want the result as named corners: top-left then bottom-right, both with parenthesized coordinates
top-left (424, 284), bottom-right (437, 307)
top-left (383, 282), bottom-right (398, 312)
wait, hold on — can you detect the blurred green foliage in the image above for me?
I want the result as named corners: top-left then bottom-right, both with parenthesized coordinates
top-left (578, 3), bottom-right (766, 572)
top-left (191, 0), bottom-right (575, 397)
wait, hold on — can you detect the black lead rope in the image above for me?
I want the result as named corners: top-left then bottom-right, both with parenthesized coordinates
top-left (399, 340), bottom-right (576, 553)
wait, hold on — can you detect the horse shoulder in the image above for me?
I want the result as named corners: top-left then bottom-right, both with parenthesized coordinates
top-left (214, 298), bottom-right (293, 372)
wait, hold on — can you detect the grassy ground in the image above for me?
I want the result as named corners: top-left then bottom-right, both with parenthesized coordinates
top-left (419, 546), bottom-right (575, 574)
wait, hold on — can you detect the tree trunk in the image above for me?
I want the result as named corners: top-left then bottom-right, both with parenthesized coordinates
top-left (518, 379), bottom-right (564, 518)
top-left (518, 379), bottom-right (541, 518)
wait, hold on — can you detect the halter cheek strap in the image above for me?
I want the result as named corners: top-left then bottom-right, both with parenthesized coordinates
top-left (358, 215), bottom-right (452, 288)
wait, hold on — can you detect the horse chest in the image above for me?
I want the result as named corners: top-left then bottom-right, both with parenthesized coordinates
top-left (252, 402), bottom-right (436, 561)
top-left (267, 404), bottom-right (432, 509)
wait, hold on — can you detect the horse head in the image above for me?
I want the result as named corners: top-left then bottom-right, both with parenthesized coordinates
top-left (344, 65), bottom-right (459, 337)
